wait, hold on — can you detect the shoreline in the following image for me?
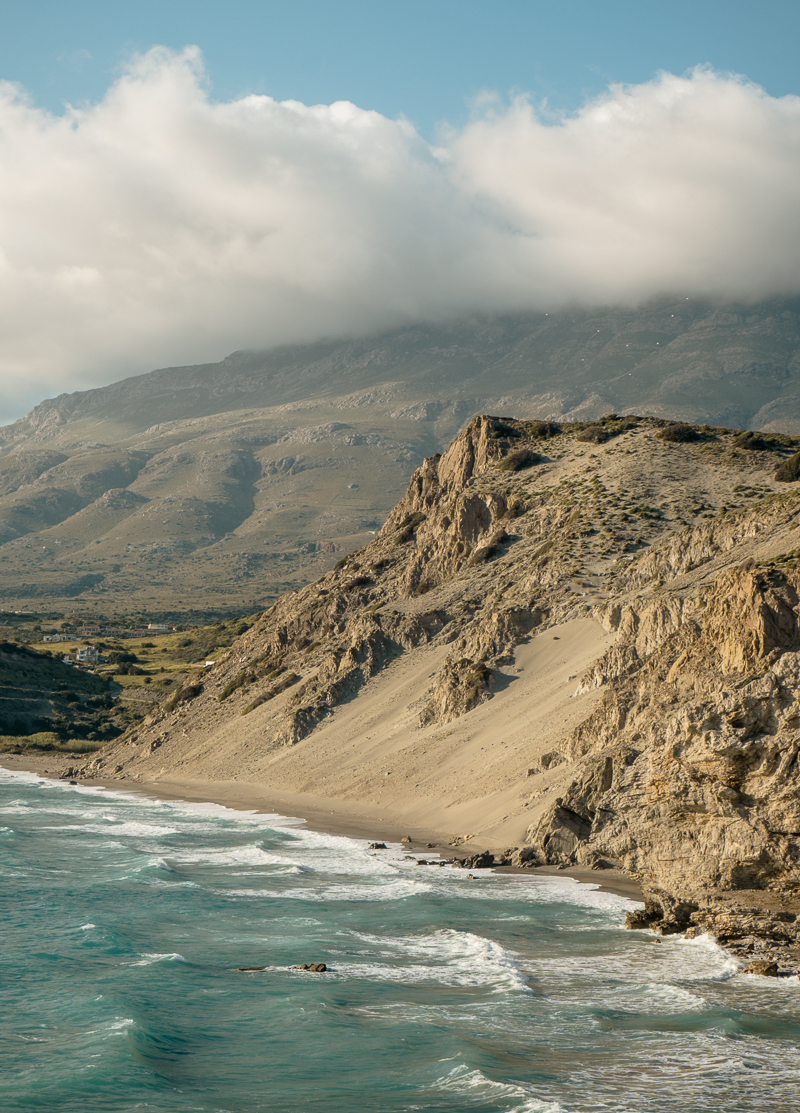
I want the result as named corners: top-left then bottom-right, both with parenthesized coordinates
top-left (0, 752), bottom-right (643, 902)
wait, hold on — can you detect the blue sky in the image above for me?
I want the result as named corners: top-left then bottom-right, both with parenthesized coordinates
top-left (1, 1), bottom-right (800, 423)
top-left (3, 0), bottom-right (799, 138)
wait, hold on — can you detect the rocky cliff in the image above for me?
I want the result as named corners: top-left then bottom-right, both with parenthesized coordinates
top-left (83, 412), bottom-right (800, 969)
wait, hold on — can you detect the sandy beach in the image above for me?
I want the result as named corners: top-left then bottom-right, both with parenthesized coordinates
top-left (0, 749), bottom-right (642, 901)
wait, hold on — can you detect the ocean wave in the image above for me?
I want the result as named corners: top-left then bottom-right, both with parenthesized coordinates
top-left (163, 842), bottom-right (280, 868)
top-left (47, 819), bottom-right (181, 837)
top-left (149, 856), bottom-right (176, 872)
top-left (128, 952), bottom-right (187, 966)
top-left (344, 928), bottom-right (530, 994)
top-left (217, 875), bottom-right (432, 902)
top-left (432, 1063), bottom-right (563, 1112)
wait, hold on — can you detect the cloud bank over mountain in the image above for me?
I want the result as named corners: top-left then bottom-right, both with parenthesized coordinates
top-left (1, 46), bottom-right (799, 420)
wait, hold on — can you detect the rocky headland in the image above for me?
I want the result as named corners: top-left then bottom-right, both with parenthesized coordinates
top-left (72, 413), bottom-right (800, 971)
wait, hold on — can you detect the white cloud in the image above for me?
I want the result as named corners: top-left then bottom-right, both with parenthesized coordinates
top-left (1, 48), bottom-right (799, 423)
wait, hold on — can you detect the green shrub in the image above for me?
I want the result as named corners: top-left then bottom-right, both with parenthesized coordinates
top-left (218, 670), bottom-right (254, 701)
top-left (733, 431), bottom-right (772, 451)
top-left (503, 498), bottom-right (526, 519)
top-left (488, 420), bottom-right (521, 439)
top-left (775, 451), bottom-right (800, 482)
top-left (657, 423), bottom-right (701, 443)
top-left (575, 415), bottom-right (638, 444)
top-left (394, 511), bottom-right (426, 545)
top-left (576, 425), bottom-right (610, 444)
top-left (497, 449), bottom-right (541, 472)
top-left (0, 731), bottom-right (105, 754)
top-left (164, 681), bottom-right (204, 712)
top-left (528, 420), bottom-right (561, 438)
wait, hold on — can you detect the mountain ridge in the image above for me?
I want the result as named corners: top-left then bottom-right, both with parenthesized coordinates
top-left (2, 297), bottom-right (800, 618)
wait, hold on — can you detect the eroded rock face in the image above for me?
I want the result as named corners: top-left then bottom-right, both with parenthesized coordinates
top-left (529, 560), bottom-right (800, 957)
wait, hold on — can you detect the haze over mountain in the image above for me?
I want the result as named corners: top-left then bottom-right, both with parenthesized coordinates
top-left (1, 297), bottom-right (800, 618)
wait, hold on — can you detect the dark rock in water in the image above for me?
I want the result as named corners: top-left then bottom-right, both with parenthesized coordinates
top-left (237, 966), bottom-right (266, 972)
top-left (294, 962), bottom-right (328, 972)
top-left (743, 960), bottom-right (779, 977)
top-left (651, 920), bottom-right (686, 936)
top-left (426, 843), bottom-right (435, 848)
top-left (466, 873), bottom-right (475, 879)
top-left (68, 780), bottom-right (78, 786)
top-left (368, 842), bottom-right (387, 850)
top-left (415, 859), bottom-right (428, 865)
top-left (625, 909), bottom-right (657, 930)
top-left (462, 850), bottom-right (495, 869)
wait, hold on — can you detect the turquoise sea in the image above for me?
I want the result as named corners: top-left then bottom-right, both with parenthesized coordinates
top-left (2, 768), bottom-right (800, 1113)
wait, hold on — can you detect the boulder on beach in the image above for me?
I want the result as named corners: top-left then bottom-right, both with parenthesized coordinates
top-left (743, 960), bottom-right (779, 977)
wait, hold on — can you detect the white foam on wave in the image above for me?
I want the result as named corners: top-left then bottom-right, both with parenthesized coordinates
top-left (531, 931), bottom-right (737, 994)
top-left (433, 1063), bottom-right (562, 1112)
top-left (170, 800), bottom-right (306, 832)
top-left (220, 874), bottom-right (431, 903)
top-left (0, 765), bottom-right (304, 831)
top-left (149, 856), bottom-right (176, 872)
top-left (128, 952), bottom-right (187, 966)
top-left (671, 932), bottom-right (740, 979)
top-left (0, 802), bottom-right (80, 816)
top-left (499, 873), bottom-right (639, 914)
top-left (165, 842), bottom-right (279, 868)
top-left (0, 768), bottom-right (50, 788)
top-left (344, 928), bottom-right (530, 994)
top-left (44, 819), bottom-right (181, 837)
top-left (737, 970), bottom-right (800, 992)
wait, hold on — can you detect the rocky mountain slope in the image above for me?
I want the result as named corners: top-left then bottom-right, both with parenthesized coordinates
top-left (78, 412), bottom-right (800, 967)
top-left (1, 297), bottom-right (800, 618)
